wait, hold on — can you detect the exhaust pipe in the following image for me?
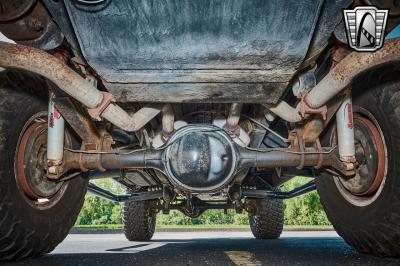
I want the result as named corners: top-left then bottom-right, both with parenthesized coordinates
top-left (0, 42), bottom-right (160, 132)
top-left (267, 101), bottom-right (303, 123)
top-left (268, 39), bottom-right (400, 122)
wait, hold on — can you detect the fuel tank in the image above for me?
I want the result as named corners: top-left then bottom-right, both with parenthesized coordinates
top-left (60, 0), bottom-right (326, 103)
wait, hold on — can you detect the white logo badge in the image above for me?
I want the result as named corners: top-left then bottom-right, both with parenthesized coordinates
top-left (343, 6), bottom-right (388, 51)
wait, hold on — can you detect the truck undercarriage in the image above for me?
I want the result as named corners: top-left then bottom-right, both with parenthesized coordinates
top-left (1, 0), bottom-right (400, 261)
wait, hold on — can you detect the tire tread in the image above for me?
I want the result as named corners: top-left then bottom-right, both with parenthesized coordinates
top-left (123, 200), bottom-right (156, 241)
top-left (249, 197), bottom-right (284, 239)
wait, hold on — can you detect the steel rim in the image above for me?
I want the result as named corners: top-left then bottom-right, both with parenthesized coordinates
top-left (14, 111), bottom-right (69, 209)
top-left (333, 107), bottom-right (388, 207)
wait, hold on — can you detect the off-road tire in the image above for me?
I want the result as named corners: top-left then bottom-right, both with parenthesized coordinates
top-left (249, 197), bottom-right (284, 239)
top-left (0, 82), bottom-right (87, 261)
top-left (316, 79), bottom-right (400, 257)
top-left (123, 200), bottom-right (157, 241)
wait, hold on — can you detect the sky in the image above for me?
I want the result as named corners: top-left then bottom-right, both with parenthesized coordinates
top-left (386, 24), bottom-right (400, 39)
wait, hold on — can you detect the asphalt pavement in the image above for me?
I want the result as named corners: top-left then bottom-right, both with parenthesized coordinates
top-left (3, 231), bottom-right (400, 265)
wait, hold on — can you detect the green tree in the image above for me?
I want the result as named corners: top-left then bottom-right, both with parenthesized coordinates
top-left (282, 177), bottom-right (330, 225)
top-left (75, 179), bottom-right (124, 225)
top-left (76, 176), bottom-right (331, 226)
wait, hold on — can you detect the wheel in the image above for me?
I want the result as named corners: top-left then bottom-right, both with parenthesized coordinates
top-left (0, 84), bottom-right (87, 261)
top-left (316, 80), bottom-right (400, 257)
top-left (248, 197), bottom-right (284, 239)
top-left (123, 200), bottom-right (157, 241)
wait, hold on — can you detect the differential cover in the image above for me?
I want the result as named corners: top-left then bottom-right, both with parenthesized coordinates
top-left (164, 125), bottom-right (237, 193)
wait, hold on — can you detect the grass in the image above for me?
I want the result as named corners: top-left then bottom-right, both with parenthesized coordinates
top-left (73, 224), bottom-right (333, 230)
top-left (74, 224), bottom-right (123, 229)
top-left (156, 224), bottom-right (249, 229)
top-left (283, 225), bottom-right (333, 230)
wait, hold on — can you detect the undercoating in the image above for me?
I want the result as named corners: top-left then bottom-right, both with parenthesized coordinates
top-left (59, 0), bottom-right (330, 103)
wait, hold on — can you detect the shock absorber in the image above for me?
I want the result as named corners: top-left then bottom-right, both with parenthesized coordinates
top-left (47, 92), bottom-right (65, 177)
top-left (336, 92), bottom-right (356, 166)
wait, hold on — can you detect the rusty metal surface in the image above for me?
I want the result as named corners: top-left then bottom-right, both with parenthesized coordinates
top-left (0, 0), bottom-right (63, 50)
top-left (16, 119), bottom-right (64, 197)
top-left (63, 144), bottom-right (346, 177)
top-left (301, 118), bottom-right (325, 143)
top-left (339, 116), bottom-right (386, 196)
top-left (53, 96), bottom-right (101, 148)
top-left (0, 42), bottom-right (164, 133)
top-left (0, 1), bottom-right (47, 40)
top-left (298, 91), bottom-right (328, 120)
top-left (101, 104), bottom-right (161, 132)
top-left (63, 150), bottom-right (160, 171)
top-left (0, 41), bottom-right (103, 108)
top-left (0, 0), bottom-right (64, 50)
top-left (269, 39), bottom-right (400, 123)
top-left (238, 147), bottom-right (346, 174)
top-left (18, 19), bottom-right (64, 51)
top-left (87, 92), bottom-right (116, 120)
top-left (331, 40), bottom-right (400, 84)
top-left (16, 122), bottom-right (42, 199)
top-left (0, 0), bottom-right (36, 22)
top-left (355, 116), bottom-right (385, 196)
top-left (307, 39), bottom-right (400, 109)
top-left (302, 94), bottom-right (346, 143)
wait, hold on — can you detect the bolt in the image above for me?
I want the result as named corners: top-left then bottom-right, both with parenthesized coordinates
top-left (48, 166), bottom-right (57, 174)
top-left (28, 18), bottom-right (44, 32)
top-left (344, 162), bottom-right (356, 171)
top-left (231, 191), bottom-right (240, 200)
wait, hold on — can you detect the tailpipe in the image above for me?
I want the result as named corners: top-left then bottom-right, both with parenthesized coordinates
top-left (0, 42), bottom-right (160, 132)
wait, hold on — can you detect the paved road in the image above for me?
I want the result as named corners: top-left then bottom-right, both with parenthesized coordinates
top-left (4, 231), bottom-right (400, 265)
